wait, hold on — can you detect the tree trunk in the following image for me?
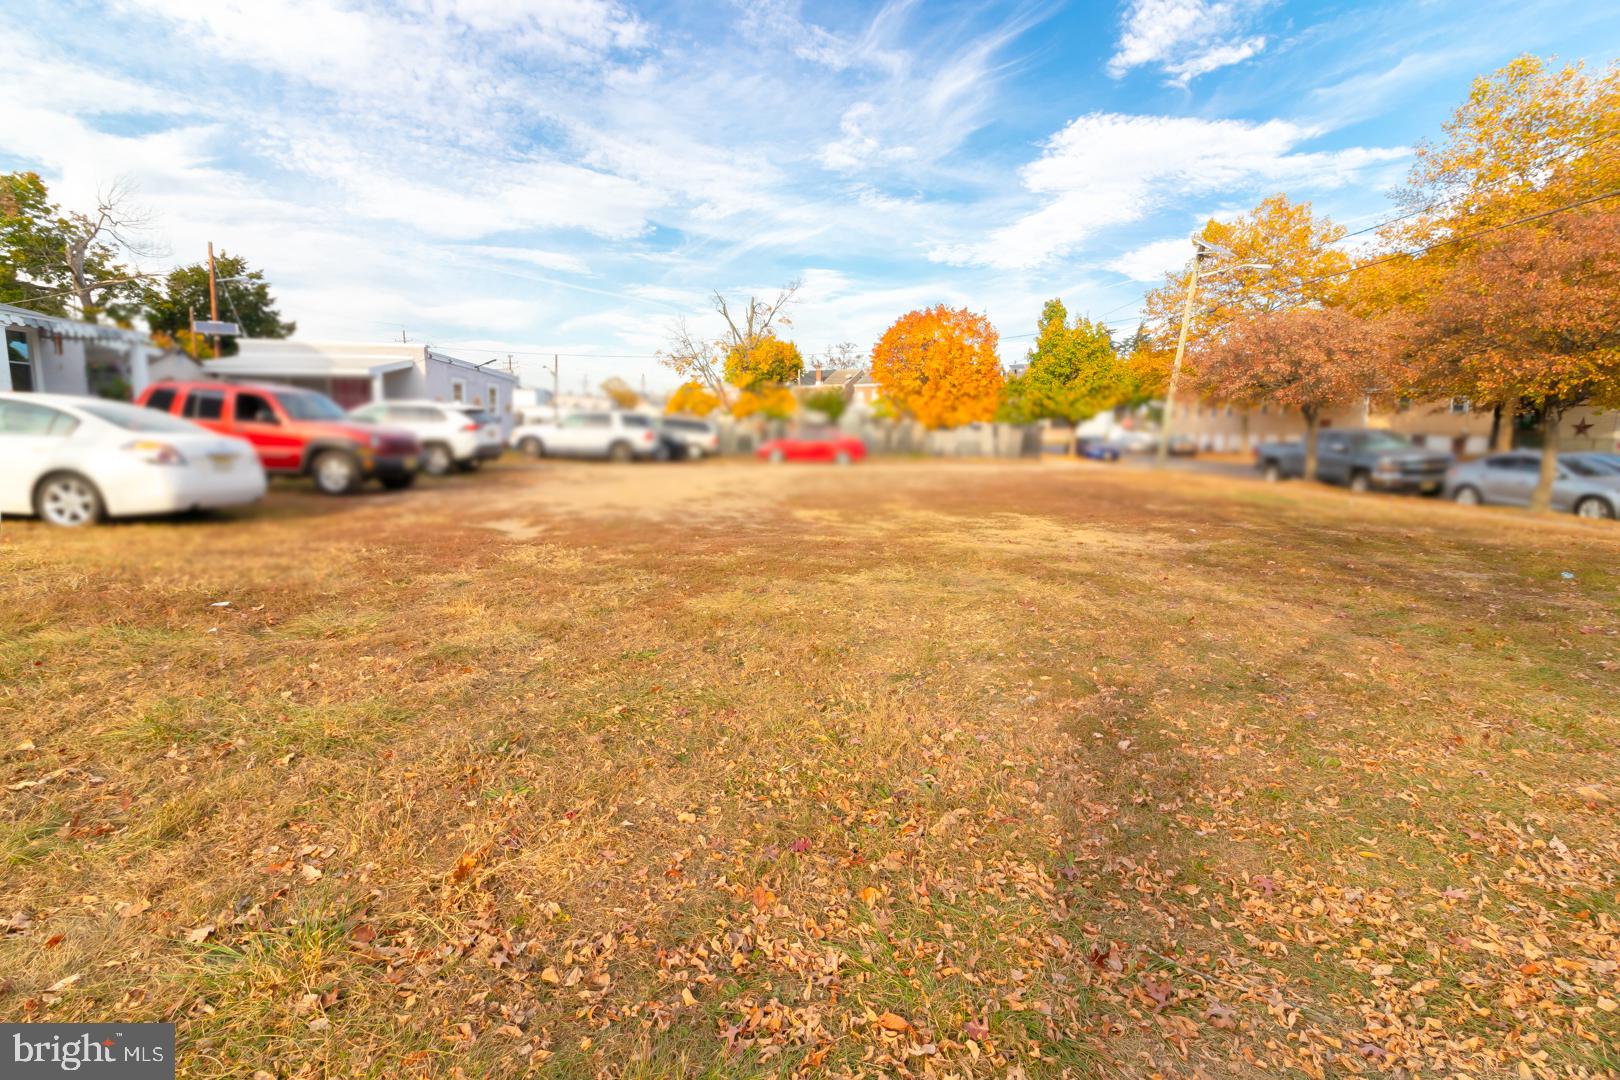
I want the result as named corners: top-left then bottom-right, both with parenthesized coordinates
top-left (1303, 410), bottom-right (1320, 481)
top-left (1530, 408), bottom-right (1560, 513)
top-left (1493, 396), bottom-right (1518, 452)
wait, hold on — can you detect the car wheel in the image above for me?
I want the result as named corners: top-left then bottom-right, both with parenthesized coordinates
top-left (1575, 496), bottom-right (1615, 520)
top-left (1262, 461), bottom-right (1282, 483)
top-left (312, 449), bottom-right (362, 495)
top-left (379, 473), bottom-right (415, 491)
top-left (422, 443), bottom-right (454, 476)
top-left (768, 448), bottom-right (786, 464)
top-left (834, 450), bottom-right (852, 466)
top-left (1452, 485), bottom-right (1483, 506)
top-left (519, 436), bottom-right (544, 458)
top-left (34, 472), bottom-right (105, 527)
top-left (1349, 470), bottom-right (1371, 494)
top-left (608, 441), bottom-right (633, 463)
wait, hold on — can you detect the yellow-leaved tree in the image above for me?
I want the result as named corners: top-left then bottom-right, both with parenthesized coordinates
top-left (870, 306), bottom-right (1003, 430)
top-left (1364, 55), bottom-right (1620, 449)
top-left (665, 381), bottom-right (720, 416)
top-left (1135, 195), bottom-right (1351, 398)
top-left (724, 336), bottom-right (803, 391)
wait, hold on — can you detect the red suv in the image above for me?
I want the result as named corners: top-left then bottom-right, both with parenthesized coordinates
top-left (135, 381), bottom-right (420, 495)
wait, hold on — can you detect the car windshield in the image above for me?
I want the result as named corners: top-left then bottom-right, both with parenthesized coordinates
top-left (1352, 433), bottom-right (1415, 452)
top-left (620, 414), bottom-right (651, 428)
top-left (77, 400), bottom-right (204, 433)
top-left (461, 410), bottom-right (496, 424)
top-left (278, 391), bottom-right (348, 421)
top-left (664, 418), bottom-right (711, 433)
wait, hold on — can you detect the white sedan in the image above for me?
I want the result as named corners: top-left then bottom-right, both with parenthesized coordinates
top-left (0, 393), bottom-right (267, 526)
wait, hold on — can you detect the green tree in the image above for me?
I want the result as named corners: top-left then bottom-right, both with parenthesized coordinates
top-left (804, 388), bottom-right (848, 423)
top-left (1000, 299), bottom-right (1125, 423)
top-left (1, 171), bottom-right (150, 323)
top-left (141, 252), bottom-right (295, 354)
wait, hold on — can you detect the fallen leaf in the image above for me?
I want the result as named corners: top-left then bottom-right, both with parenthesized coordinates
top-left (681, 987), bottom-right (698, 1006)
top-left (750, 884), bottom-right (776, 912)
top-left (117, 899), bottom-right (151, 920)
top-left (858, 885), bottom-right (881, 905)
top-left (45, 973), bottom-right (82, 994)
top-left (299, 864), bottom-right (322, 884)
top-left (448, 852), bottom-right (478, 883)
top-left (184, 924), bottom-right (215, 943)
top-left (961, 1019), bottom-right (989, 1040)
top-left (876, 1011), bottom-right (912, 1033)
top-left (351, 924), bottom-right (376, 944)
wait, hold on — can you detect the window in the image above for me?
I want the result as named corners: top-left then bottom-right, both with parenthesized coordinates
top-left (278, 391), bottom-right (347, 421)
top-left (620, 414), bottom-right (651, 429)
top-left (579, 413), bottom-right (611, 428)
top-left (1485, 455), bottom-right (1539, 472)
top-left (6, 329), bottom-right (34, 392)
top-left (450, 379), bottom-right (466, 403)
top-left (486, 386), bottom-right (498, 412)
top-left (0, 399), bottom-right (76, 436)
top-left (144, 387), bottom-right (176, 413)
top-left (1449, 397), bottom-right (1471, 414)
top-left (235, 392), bottom-right (280, 424)
top-left (398, 406), bottom-right (445, 423)
top-left (183, 389), bottom-right (226, 421)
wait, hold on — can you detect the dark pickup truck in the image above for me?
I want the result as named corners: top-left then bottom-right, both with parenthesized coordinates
top-left (1256, 430), bottom-right (1453, 494)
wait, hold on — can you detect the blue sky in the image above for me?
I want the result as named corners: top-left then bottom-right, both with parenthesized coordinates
top-left (4, 0), bottom-right (1618, 392)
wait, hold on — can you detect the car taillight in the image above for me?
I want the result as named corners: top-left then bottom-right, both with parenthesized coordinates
top-left (123, 439), bottom-right (186, 465)
top-left (462, 422), bottom-right (478, 432)
top-left (643, 431), bottom-right (654, 441)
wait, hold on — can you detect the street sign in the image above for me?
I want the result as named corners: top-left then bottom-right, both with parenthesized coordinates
top-left (193, 320), bottom-right (240, 335)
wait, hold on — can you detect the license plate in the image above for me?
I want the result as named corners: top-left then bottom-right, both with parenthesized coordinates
top-left (208, 453), bottom-right (235, 472)
top-left (1421, 480), bottom-right (1440, 491)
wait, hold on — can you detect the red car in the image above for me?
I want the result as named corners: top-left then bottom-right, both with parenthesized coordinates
top-left (135, 381), bottom-right (420, 495)
top-left (757, 430), bottom-right (867, 465)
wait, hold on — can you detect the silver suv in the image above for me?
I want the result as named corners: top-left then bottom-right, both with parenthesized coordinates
top-left (350, 400), bottom-right (503, 475)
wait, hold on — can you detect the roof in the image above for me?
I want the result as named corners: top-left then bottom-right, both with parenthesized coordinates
top-left (204, 339), bottom-right (425, 378)
top-left (0, 301), bottom-right (152, 344)
top-left (202, 340), bottom-right (520, 385)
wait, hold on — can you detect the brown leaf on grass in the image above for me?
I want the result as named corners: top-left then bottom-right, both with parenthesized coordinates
top-left (750, 885), bottom-right (776, 912)
top-left (44, 934), bottom-right (64, 949)
top-left (1141, 976), bottom-right (1173, 1009)
top-left (116, 899), bottom-right (151, 920)
top-left (540, 966), bottom-right (560, 985)
top-left (857, 885), bottom-right (881, 905)
top-left (184, 924), bottom-right (215, 943)
top-left (298, 864), bottom-right (322, 884)
top-left (1573, 785), bottom-right (1609, 803)
top-left (1204, 1001), bottom-right (1236, 1030)
top-left (961, 1019), bottom-right (989, 1040)
top-left (350, 924), bottom-right (376, 944)
top-left (45, 973), bottom-right (81, 994)
top-left (875, 1011), bottom-right (912, 1033)
top-left (448, 852), bottom-right (479, 883)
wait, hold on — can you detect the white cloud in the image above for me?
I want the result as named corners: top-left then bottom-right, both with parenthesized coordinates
top-left (932, 113), bottom-right (1405, 270)
top-left (1108, 237), bottom-right (1193, 281)
top-left (1107, 0), bottom-right (1267, 85)
top-left (460, 246), bottom-right (592, 276)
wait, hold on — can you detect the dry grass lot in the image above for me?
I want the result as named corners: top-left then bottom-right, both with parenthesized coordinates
top-left (3, 458), bottom-right (1618, 1079)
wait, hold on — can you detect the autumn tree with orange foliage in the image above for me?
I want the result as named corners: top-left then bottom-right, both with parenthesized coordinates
top-left (869, 306), bottom-right (1003, 430)
top-left (724, 336), bottom-right (803, 391)
top-left (1361, 56), bottom-right (1620, 448)
top-left (664, 381), bottom-right (720, 417)
top-left (1402, 210), bottom-right (1620, 511)
top-left (1196, 308), bottom-right (1390, 480)
top-left (1135, 196), bottom-right (1351, 398)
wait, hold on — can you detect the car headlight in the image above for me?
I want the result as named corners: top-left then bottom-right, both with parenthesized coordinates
top-left (123, 439), bottom-right (187, 465)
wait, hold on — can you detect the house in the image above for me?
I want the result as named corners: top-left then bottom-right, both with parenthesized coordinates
top-left (1168, 392), bottom-right (1619, 455)
top-left (2, 302), bottom-right (173, 397)
top-left (197, 340), bottom-right (522, 435)
top-left (795, 365), bottom-right (881, 407)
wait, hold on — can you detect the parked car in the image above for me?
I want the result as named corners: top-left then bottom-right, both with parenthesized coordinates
top-left (1075, 437), bottom-right (1121, 461)
top-left (349, 399), bottom-right (502, 476)
top-left (1106, 430), bottom-right (1158, 454)
top-left (1256, 430), bottom-right (1452, 493)
top-left (1445, 452), bottom-right (1619, 518)
top-left (510, 410), bottom-right (661, 461)
top-left (658, 416), bottom-right (722, 460)
top-left (136, 380), bottom-right (419, 495)
top-left (757, 429), bottom-right (866, 465)
top-left (0, 392), bottom-right (266, 526)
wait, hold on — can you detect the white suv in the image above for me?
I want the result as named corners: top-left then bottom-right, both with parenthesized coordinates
top-left (349, 400), bottom-right (503, 476)
top-left (511, 410), bottom-right (660, 462)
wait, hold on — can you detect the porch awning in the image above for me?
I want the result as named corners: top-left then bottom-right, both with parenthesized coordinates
top-left (0, 302), bottom-right (150, 345)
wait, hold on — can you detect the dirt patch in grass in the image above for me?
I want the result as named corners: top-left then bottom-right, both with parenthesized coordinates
top-left (2, 457), bottom-right (1617, 1078)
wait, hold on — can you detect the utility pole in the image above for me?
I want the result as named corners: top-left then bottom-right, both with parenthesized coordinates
top-left (1156, 240), bottom-right (1271, 468)
top-left (207, 242), bottom-right (221, 359)
top-left (551, 354), bottom-right (561, 420)
top-left (1156, 254), bottom-right (1201, 468)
